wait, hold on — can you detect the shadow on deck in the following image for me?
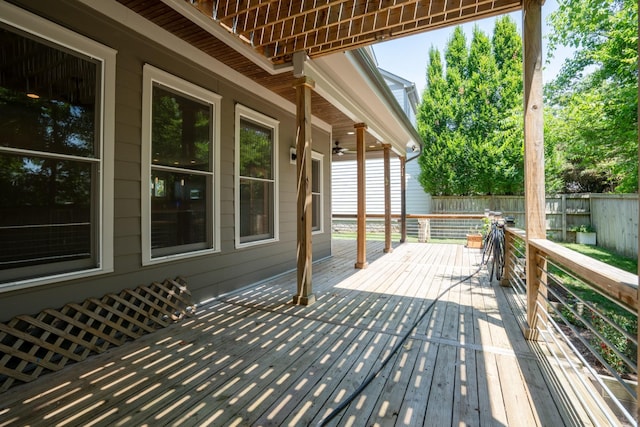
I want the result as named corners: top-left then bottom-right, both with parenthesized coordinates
top-left (0, 240), bottom-right (584, 426)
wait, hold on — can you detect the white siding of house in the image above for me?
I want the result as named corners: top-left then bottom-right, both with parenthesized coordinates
top-left (405, 157), bottom-right (431, 214)
top-left (332, 157), bottom-right (430, 215)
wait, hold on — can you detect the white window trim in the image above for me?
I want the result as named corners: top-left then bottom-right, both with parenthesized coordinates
top-left (0, 2), bottom-right (116, 293)
top-left (235, 104), bottom-right (280, 249)
top-left (312, 151), bottom-right (324, 235)
top-left (141, 65), bottom-right (222, 265)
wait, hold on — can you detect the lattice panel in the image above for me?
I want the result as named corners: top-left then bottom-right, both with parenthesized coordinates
top-left (0, 277), bottom-right (194, 393)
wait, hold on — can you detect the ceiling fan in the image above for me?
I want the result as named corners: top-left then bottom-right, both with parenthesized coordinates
top-left (332, 141), bottom-right (348, 156)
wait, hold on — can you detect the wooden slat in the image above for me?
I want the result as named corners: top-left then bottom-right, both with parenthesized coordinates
top-left (0, 241), bottom-right (606, 426)
top-left (0, 278), bottom-right (193, 393)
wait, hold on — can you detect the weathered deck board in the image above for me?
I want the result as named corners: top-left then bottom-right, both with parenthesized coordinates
top-left (0, 240), bottom-right (586, 426)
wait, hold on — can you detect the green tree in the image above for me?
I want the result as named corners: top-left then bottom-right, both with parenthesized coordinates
top-left (546, 0), bottom-right (638, 192)
top-left (418, 17), bottom-right (527, 195)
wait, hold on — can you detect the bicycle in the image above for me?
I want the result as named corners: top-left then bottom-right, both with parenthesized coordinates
top-left (481, 211), bottom-right (505, 282)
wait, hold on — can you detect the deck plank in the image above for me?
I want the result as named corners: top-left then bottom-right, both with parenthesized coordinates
top-left (0, 240), bottom-right (582, 427)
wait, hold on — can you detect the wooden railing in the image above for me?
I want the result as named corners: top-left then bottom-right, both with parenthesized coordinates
top-left (503, 227), bottom-right (638, 425)
top-left (332, 213), bottom-right (485, 241)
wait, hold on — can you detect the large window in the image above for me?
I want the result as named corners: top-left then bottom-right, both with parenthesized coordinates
top-left (0, 3), bottom-right (115, 289)
top-left (142, 65), bottom-right (220, 264)
top-left (235, 105), bottom-right (279, 247)
top-left (312, 152), bottom-right (324, 233)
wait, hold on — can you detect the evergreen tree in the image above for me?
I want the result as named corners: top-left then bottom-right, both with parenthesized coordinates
top-left (417, 17), bottom-right (527, 195)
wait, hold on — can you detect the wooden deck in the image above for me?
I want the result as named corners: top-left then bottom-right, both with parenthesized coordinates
top-left (0, 240), bottom-right (581, 426)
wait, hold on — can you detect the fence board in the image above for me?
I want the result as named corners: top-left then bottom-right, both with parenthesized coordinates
top-left (430, 194), bottom-right (638, 257)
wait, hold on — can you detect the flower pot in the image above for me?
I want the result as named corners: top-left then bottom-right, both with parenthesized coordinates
top-left (576, 231), bottom-right (596, 245)
top-left (466, 233), bottom-right (483, 249)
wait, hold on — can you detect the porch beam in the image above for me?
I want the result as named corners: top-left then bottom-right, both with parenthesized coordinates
top-left (523, 0), bottom-right (546, 339)
top-left (383, 144), bottom-right (393, 253)
top-left (292, 76), bottom-right (316, 306)
top-left (355, 123), bottom-right (368, 269)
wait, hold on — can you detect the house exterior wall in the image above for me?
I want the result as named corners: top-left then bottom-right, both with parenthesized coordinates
top-left (331, 156), bottom-right (429, 215)
top-left (0, 0), bottom-right (332, 321)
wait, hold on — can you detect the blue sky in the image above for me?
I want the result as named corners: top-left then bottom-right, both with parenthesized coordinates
top-left (373, 0), bottom-right (572, 94)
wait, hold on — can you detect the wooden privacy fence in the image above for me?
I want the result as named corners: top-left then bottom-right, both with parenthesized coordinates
top-left (431, 194), bottom-right (639, 257)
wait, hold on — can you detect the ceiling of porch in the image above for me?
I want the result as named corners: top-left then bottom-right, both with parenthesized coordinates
top-left (116, 0), bottom-right (522, 155)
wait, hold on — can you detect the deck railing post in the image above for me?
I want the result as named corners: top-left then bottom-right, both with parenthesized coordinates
top-left (501, 229), bottom-right (513, 287)
top-left (523, 0), bottom-right (546, 339)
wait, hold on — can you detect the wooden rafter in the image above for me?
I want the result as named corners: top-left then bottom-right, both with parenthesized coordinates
top-left (186, 0), bottom-right (522, 64)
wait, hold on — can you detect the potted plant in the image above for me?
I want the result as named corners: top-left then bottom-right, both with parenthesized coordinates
top-left (466, 222), bottom-right (485, 249)
top-left (572, 224), bottom-right (596, 245)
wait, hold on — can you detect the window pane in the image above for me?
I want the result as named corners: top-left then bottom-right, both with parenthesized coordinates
top-left (152, 85), bottom-right (211, 171)
top-left (239, 178), bottom-right (274, 242)
top-left (239, 119), bottom-right (272, 179)
top-left (151, 171), bottom-right (208, 255)
top-left (0, 26), bottom-right (98, 158)
top-left (312, 159), bottom-right (320, 193)
top-left (312, 194), bottom-right (321, 231)
top-left (0, 153), bottom-right (94, 272)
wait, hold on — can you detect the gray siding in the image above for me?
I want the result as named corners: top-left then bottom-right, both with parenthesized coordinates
top-left (0, 1), bottom-right (332, 320)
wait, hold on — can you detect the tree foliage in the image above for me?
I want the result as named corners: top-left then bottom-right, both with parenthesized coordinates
top-left (546, 0), bottom-right (638, 193)
top-left (417, 17), bottom-right (525, 195)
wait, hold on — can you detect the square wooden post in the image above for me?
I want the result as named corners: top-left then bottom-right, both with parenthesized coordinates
top-left (400, 156), bottom-right (407, 243)
top-left (355, 123), bottom-right (368, 269)
top-left (501, 230), bottom-right (513, 287)
top-left (292, 76), bottom-right (316, 306)
top-left (383, 144), bottom-right (393, 253)
top-left (523, 0), bottom-right (546, 339)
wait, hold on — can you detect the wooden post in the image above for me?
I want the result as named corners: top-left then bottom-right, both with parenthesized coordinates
top-left (355, 123), bottom-right (368, 269)
top-left (501, 229), bottom-right (513, 287)
top-left (292, 76), bottom-right (316, 306)
top-left (383, 144), bottom-right (393, 253)
top-left (523, 0), bottom-right (546, 339)
top-left (400, 156), bottom-right (407, 243)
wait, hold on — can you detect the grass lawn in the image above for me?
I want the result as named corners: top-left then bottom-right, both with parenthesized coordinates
top-left (560, 243), bottom-right (637, 275)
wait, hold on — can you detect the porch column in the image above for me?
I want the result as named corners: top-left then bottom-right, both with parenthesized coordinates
top-left (523, 0), bottom-right (546, 339)
top-left (292, 76), bottom-right (316, 306)
top-left (355, 123), bottom-right (368, 269)
top-left (383, 144), bottom-right (393, 253)
top-left (400, 156), bottom-right (407, 243)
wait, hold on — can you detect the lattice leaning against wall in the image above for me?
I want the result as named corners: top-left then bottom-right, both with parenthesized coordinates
top-left (0, 277), bottom-right (195, 393)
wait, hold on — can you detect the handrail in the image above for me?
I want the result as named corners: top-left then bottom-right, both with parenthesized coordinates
top-left (332, 213), bottom-right (486, 220)
top-left (503, 227), bottom-right (638, 425)
top-left (529, 237), bottom-right (638, 310)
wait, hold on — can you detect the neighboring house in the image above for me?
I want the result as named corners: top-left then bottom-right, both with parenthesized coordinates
top-left (0, 0), bottom-right (421, 321)
top-left (332, 50), bottom-right (431, 217)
